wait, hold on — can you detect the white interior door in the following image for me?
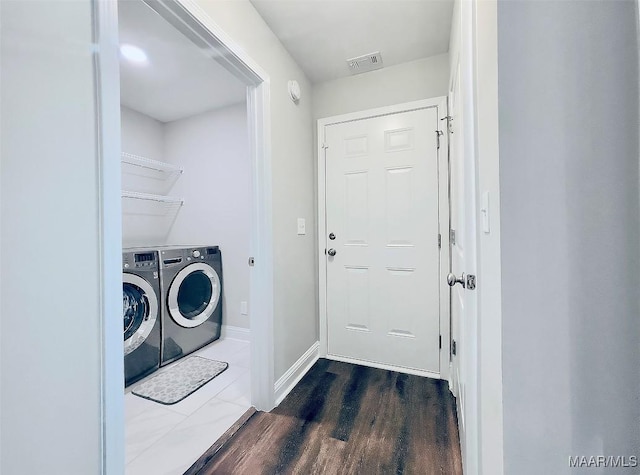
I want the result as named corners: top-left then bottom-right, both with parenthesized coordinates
top-left (449, 62), bottom-right (464, 400)
top-left (324, 106), bottom-right (441, 374)
top-left (449, 12), bottom-right (480, 469)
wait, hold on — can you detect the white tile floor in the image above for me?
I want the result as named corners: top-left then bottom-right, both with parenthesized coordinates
top-left (125, 338), bottom-right (251, 475)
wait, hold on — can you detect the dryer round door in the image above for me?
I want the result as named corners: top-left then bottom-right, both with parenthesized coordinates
top-left (167, 262), bottom-right (221, 328)
top-left (123, 273), bottom-right (159, 356)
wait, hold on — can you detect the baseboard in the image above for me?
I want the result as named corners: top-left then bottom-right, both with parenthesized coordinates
top-left (456, 390), bottom-right (466, 472)
top-left (448, 362), bottom-right (456, 396)
top-left (326, 353), bottom-right (441, 379)
top-left (221, 324), bottom-right (251, 342)
top-left (274, 341), bottom-right (320, 405)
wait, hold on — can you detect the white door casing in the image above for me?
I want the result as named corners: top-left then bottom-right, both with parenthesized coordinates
top-left (318, 98), bottom-right (449, 378)
top-left (473, 1), bottom-right (505, 472)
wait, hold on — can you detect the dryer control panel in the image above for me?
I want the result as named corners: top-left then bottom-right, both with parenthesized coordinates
top-left (123, 251), bottom-right (158, 270)
top-left (159, 246), bottom-right (220, 268)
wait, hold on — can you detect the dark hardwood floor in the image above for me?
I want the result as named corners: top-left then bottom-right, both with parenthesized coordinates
top-left (186, 359), bottom-right (462, 475)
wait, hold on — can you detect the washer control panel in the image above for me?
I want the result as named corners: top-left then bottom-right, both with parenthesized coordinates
top-left (134, 252), bottom-right (157, 268)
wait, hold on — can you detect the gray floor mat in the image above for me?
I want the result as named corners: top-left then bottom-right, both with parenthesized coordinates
top-left (132, 356), bottom-right (228, 405)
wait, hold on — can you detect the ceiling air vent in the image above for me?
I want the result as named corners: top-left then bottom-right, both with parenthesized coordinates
top-left (347, 51), bottom-right (383, 75)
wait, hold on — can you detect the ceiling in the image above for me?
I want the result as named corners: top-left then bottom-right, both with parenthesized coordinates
top-left (118, 0), bottom-right (246, 123)
top-left (250, 0), bottom-right (454, 84)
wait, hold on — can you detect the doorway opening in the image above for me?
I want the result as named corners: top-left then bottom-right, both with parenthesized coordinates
top-left (316, 98), bottom-right (450, 381)
top-left (94, 0), bottom-right (274, 471)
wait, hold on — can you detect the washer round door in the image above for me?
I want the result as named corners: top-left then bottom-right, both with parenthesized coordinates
top-left (123, 273), bottom-right (159, 356)
top-left (167, 262), bottom-right (221, 328)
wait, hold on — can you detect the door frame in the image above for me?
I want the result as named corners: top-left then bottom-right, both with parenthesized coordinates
top-left (472, 1), bottom-right (504, 473)
top-left (317, 97), bottom-right (450, 381)
top-left (447, 0), bottom-right (505, 473)
top-left (94, 0), bottom-right (275, 471)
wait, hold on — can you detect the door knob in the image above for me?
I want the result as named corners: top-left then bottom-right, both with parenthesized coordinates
top-left (447, 272), bottom-right (465, 288)
top-left (327, 248), bottom-right (337, 257)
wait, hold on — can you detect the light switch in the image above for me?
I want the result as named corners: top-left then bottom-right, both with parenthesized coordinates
top-left (297, 218), bottom-right (306, 235)
top-left (240, 301), bottom-right (248, 315)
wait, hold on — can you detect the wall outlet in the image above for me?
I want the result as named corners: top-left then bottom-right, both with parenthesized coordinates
top-left (240, 301), bottom-right (248, 315)
top-left (297, 218), bottom-right (306, 235)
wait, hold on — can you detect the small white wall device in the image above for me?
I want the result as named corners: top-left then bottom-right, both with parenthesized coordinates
top-left (288, 80), bottom-right (301, 103)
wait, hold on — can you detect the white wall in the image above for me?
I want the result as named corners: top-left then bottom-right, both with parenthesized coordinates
top-left (498, 1), bottom-right (640, 474)
top-left (121, 106), bottom-right (164, 161)
top-left (193, 0), bottom-right (317, 380)
top-left (121, 106), bottom-right (176, 247)
top-left (1, 1), bottom-right (106, 472)
top-left (312, 54), bottom-right (449, 121)
top-left (120, 103), bottom-right (250, 328)
top-left (164, 103), bottom-right (251, 329)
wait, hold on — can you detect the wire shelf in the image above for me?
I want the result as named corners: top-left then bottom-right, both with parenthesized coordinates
top-left (121, 152), bottom-right (183, 174)
top-left (121, 190), bottom-right (184, 205)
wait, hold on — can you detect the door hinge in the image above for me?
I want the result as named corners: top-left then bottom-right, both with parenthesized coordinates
top-left (441, 115), bottom-right (453, 134)
top-left (322, 142), bottom-right (329, 150)
top-left (450, 229), bottom-right (456, 246)
top-left (439, 335), bottom-right (442, 349)
top-left (452, 339), bottom-right (457, 356)
top-left (436, 130), bottom-right (444, 149)
top-left (438, 233), bottom-right (442, 248)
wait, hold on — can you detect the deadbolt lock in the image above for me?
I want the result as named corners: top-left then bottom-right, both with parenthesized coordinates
top-left (447, 272), bottom-right (476, 290)
top-left (466, 274), bottom-right (476, 290)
